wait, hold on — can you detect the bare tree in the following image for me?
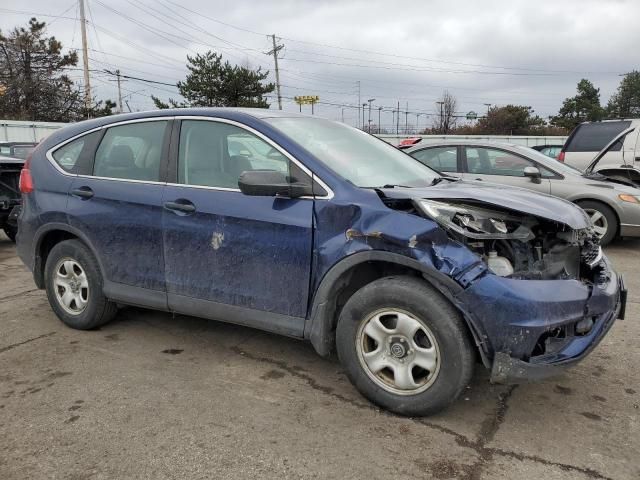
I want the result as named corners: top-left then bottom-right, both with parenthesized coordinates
top-left (433, 90), bottom-right (458, 134)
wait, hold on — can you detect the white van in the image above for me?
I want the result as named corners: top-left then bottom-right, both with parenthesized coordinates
top-left (560, 120), bottom-right (640, 185)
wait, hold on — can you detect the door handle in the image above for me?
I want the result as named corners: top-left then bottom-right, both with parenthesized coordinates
top-left (164, 200), bottom-right (196, 213)
top-left (474, 178), bottom-right (483, 181)
top-left (71, 187), bottom-right (94, 199)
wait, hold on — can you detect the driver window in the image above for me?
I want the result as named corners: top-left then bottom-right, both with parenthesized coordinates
top-left (466, 147), bottom-right (553, 177)
top-left (178, 121), bottom-right (290, 189)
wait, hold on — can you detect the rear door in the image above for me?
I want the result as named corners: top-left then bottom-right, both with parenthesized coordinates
top-left (460, 146), bottom-right (552, 194)
top-left (410, 146), bottom-right (461, 177)
top-left (66, 119), bottom-right (171, 304)
top-left (162, 118), bottom-right (315, 335)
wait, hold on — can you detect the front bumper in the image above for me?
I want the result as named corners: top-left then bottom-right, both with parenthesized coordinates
top-left (490, 274), bottom-right (625, 383)
top-left (455, 256), bottom-right (625, 384)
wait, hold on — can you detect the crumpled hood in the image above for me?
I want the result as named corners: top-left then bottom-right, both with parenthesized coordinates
top-left (380, 180), bottom-right (591, 230)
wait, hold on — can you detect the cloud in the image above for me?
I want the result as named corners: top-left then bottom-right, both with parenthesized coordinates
top-left (1, 0), bottom-right (637, 125)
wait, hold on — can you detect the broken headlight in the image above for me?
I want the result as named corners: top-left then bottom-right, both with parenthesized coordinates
top-left (414, 199), bottom-right (534, 241)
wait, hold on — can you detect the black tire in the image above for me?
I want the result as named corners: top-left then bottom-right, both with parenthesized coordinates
top-left (576, 200), bottom-right (618, 246)
top-left (44, 239), bottom-right (117, 330)
top-left (336, 276), bottom-right (475, 416)
top-left (3, 225), bottom-right (17, 242)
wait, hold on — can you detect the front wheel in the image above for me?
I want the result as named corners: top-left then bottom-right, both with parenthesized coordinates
top-left (336, 276), bottom-right (475, 416)
top-left (577, 200), bottom-right (618, 246)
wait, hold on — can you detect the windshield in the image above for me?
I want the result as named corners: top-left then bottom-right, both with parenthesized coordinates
top-left (265, 117), bottom-right (440, 188)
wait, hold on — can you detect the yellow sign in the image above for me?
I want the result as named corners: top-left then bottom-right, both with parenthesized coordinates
top-left (294, 95), bottom-right (319, 105)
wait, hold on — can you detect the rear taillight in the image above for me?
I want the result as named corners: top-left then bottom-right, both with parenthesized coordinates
top-left (557, 151), bottom-right (565, 162)
top-left (19, 153), bottom-right (34, 193)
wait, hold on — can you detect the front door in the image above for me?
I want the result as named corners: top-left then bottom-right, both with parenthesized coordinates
top-left (162, 119), bottom-right (314, 334)
top-left (461, 146), bottom-right (552, 194)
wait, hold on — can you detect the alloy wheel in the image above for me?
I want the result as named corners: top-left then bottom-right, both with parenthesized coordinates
top-left (584, 208), bottom-right (608, 238)
top-left (53, 258), bottom-right (89, 315)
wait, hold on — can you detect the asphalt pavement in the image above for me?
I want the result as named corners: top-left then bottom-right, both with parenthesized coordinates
top-left (0, 231), bottom-right (638, 479)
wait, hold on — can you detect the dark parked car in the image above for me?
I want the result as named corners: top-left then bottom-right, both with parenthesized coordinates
top-left (16, 109), bottom-right (626, 416)
top-left (0, 141), bottom-right (37, 160)
top-left (0, 154), bottom-right (24, 241)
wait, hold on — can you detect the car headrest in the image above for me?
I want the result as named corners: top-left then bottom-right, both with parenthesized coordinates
top-left (109, 145), bottom-right (135, 167)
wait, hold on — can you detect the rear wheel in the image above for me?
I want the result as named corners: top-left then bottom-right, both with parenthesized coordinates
top-left (44, 239), bottom-right (117, 330)
top-left (336, 276), bottom-right (475, 416)
top-left (3, 225), bottom-right (17, 242)
top-left (577, 200), bottom-right (618, 246)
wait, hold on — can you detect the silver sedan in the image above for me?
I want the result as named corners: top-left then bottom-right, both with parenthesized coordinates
top-left (406, 140), bottom-right (640, 245)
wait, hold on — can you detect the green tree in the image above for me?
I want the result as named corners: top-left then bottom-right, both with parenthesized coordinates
top-left (551, 79), bottom-right (604, 130)
top-left (152, 51), bottom-right (274, 109)
top-left (607, 71), bottom-right (640, 118)
top-left (475, 105), bottom-right (546, 135)
top-left (0, 18), bottom-right (114, 121)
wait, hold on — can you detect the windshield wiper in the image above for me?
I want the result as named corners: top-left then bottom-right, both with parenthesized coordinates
top-left (380, 184), bottom-right (413, 188)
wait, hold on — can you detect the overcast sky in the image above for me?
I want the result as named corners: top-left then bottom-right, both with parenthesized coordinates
top-left (1, 0), bottom-right (638, 129)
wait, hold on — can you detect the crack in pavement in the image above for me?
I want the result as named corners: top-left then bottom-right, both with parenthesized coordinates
top-left (233, 346), bottom-right (613, 480)
top-left (0, 332), bottom-right (56, 354)
top-left (0, 288), bottom-right (41, 303)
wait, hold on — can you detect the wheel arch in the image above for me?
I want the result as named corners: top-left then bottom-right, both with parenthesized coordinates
top-left (32, 223), bottom-right (105, 289)
top-left (304, 250), bottom-right (488, 364)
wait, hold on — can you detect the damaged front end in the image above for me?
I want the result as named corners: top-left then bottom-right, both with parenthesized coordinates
top-left (413, 198), bottom-right (604, 283)
top-left (404, 196), bottom-right (626, 384)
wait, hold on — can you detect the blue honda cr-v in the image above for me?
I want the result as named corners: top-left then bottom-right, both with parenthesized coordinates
top-left (16, 108), bottom-right (626, 416)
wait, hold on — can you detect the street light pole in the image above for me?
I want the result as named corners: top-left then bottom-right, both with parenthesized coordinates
top-left (367, 98), bottom-right (375, 132)
top-left (436, 101), bottom-right (444, 133)
top-left (362, 103), bottom-right (367, 131)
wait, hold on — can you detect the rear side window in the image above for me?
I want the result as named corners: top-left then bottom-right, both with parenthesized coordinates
top-left (565, 121), bottom-right (631, 152)
top-left (52, 131), bottom-right (102, 174)
top-left (93, 121), bottom-right (167, 181)
top-left (411, 147), bottom-right (458, 173)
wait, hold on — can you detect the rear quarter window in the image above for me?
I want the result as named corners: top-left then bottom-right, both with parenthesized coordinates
top-left (565, 121), bottom-right (631, 152)
top-left (52, 131), bottom-right (102, 174)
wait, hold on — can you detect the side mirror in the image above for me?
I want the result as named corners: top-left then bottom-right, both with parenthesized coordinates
top-left (523, 166), bottom-right (542, 184)
top-left (238, 170), bottom-right (314, 198)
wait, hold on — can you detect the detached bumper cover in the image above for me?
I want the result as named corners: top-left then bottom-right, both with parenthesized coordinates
top-left (489, 274), bottom-right (626, 384)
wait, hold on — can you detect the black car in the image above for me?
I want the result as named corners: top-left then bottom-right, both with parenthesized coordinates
top-left (0, 155), bottom-right (24, 241)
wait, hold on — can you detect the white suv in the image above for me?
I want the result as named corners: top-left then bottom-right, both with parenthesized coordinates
top-left (560, 120), bottom-right (640, 185)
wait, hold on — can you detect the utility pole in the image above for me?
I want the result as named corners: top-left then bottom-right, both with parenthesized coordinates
top-left (362, 103), bottom-right (367, 131)
top-left (378, 106), bottom-right (382, 133)
top-left (79, 0), bottom-right (91, 115)
top-left (356, 81), bottom-right (361, 128)
top-left (267, 34), bottom-right (284, 110)
top-left (437, 101), bottom-right (445, 133)
top-left (116, 70), bottom-right (123, 113)
top-left (484, 103), bottom-right (492, 116)
top-left (405, 102), bottom-right (409, 135)
top-left (341, 107), bottom-right (344, 123)
top-left (367, 98), bottom-right (375, 132)
top-left (396, 101), bottom-right (400, 136)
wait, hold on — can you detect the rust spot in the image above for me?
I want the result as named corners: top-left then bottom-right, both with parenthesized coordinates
top-left (345, 229), bottom-right (382, 241)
